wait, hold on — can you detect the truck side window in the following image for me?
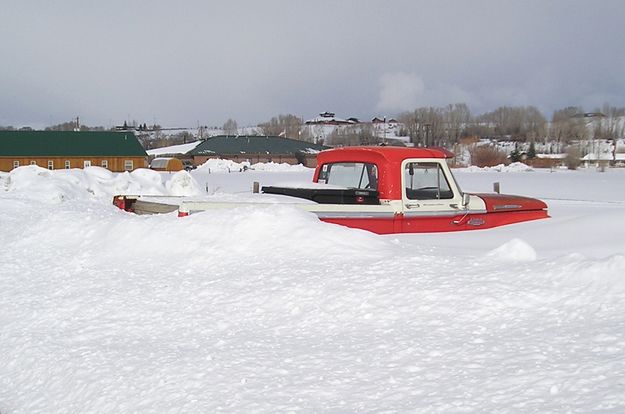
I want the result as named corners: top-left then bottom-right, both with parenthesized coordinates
top-left (405, 162), bottom-right (453, 200)
top-left (320, 162), bottom-right (378, 190)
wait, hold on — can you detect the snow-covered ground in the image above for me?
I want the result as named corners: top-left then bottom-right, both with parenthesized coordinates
top-left (1, 163), bottom-right (625, 413)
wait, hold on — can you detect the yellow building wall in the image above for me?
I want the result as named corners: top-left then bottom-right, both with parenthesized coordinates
top-left (0, 157), bottom-right (148, 172)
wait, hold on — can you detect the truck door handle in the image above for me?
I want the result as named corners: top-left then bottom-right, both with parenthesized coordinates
top-left (405, 203), bottom-right (420, 209)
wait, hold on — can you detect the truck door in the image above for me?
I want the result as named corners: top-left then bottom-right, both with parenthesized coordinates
top-left (401, 160), bottom-right (460, 215)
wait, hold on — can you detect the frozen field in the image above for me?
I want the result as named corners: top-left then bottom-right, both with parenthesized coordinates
top-left (1, 163), bottom-right (625, 413)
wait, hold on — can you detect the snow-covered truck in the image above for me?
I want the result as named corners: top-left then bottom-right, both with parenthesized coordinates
top-left (114, 146), bottom-right (549, 234)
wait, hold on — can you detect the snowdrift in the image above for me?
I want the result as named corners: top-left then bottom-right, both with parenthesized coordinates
top-left (196, 158), bottom-right (309, 173)
top-left (2, 164), bottom-right (625, 412)
top-left (1, 165), bottom-right (201, 202)
top-left (458, 162), bottom-right (534, 173)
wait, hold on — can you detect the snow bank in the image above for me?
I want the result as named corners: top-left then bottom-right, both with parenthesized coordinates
top-left (556, 254), bottom-right (625, 292)
top-left (1, 165), bottom-right (201, 202)
top-left (3, 163), bottom-right (625, 413)
top-left (459, 162), bottom-right (534, 173)
top-left (3, 165), bottom-right (89, 202)
top-left (486, 238), bottom-right (537, 262)
top-left (197, 158), bottom-right (310, 173)
top-left (106, 204), bottom-right (390, 260)
top-left (165, 170), bottom-right (202, 196)
top-left (196, 158), bottom-right (251, 172)
top-left (251, 161), bottom-right (310, 172)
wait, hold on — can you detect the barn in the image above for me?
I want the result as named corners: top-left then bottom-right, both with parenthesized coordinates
top-left (0, 130), bottom-right (148, 172)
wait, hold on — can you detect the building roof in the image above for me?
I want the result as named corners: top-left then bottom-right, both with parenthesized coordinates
top-left (0, 131), bottom-right (147, 157)
top-left (304, 117), bottom-right (352, 125)
top-left (147, 141), bottom-right (202, 156)
top-left (581, 152), bottom-right (623, 161)
top-left (187, 135), bottom-right (329, 156)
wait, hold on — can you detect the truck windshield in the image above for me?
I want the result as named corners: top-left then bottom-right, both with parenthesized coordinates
top-left (404, 162), bottom-right (453, 199)
top-left (318, 162), bottom-right (378, 190)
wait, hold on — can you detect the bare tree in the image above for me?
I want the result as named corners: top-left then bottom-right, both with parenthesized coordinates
top-left (469, 145), bottom-right (508, 167)
top-left (477, 106), bottom-right (546, 141)
top-left (398, 107), bottom-right (443, 146)
top-left (258, 114), bottom-right (302, 139)
top-left (444, 103), bottom-right (472, 144)
top-left (564, 145), bottom-right (581, 170)
top-left (591, 104), bottom-right (625, 141)
top-left (397, 110), bottom-right (422, 145)
top-left (399, 103), bottom-right (472, 147)
top-left (550, 106), bottom-right (586, 145)
top-left (328, 124), bottom-right (379, 146)
top-left (223, 119), bottom-right (238, 135)
top-left (356, 124), bottom-right (379, 145)
top-left (524, 106), bottom-right (548, 142)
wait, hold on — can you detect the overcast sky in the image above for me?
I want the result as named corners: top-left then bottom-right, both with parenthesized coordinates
top-left (2, 0), bottom-right (625, 128)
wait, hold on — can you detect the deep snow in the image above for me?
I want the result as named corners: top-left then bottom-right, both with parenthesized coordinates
top-left (1, 163), bottom-right (625, 413)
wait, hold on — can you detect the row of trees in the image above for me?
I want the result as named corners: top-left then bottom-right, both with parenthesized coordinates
top-left (398, 103), bottom-right (473, 147)
top-left (4, 103), bottom-right (624, 149)
top-left (257, 114), bottom-right (302, 139)
top-left (218, 103), bottom-right (625, 148)
top-left (44, 120), bottom-right (107, 132)
top-left (399, 104), bottom-right (625, 147)
top-left (0, 122), bottom-right (108, 132)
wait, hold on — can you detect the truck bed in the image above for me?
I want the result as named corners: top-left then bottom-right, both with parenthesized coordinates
top-left (261, 186), bottom-right (380, 205)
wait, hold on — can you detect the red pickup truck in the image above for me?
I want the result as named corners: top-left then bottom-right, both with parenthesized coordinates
top-left (171, 146), bottom-right (549, 234)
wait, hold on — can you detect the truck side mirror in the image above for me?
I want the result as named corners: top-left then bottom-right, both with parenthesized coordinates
top-left (462, 193), bottom-right (471, 208)
top-left (408, 163), bottom-right (414, 176)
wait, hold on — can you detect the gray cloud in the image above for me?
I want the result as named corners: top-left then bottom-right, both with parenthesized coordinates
top-left (2, 0), bottom-right (625, 127)
top-left (376, 72), bottom-right (425, 113)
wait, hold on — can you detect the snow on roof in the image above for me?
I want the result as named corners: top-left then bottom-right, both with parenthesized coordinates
top-left (147, 141), bottom-right (202, 156)
top-left (537, 153), bottom-right (566, 159)
top-left (305, 116), bottom-right (352, 124)
top-left (188, 135), bottom-right (328, 156)
top-left (581, 152), bottom-right (617, 161)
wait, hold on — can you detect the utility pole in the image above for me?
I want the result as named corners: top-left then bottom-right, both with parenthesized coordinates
top-left (383, 116), bottom-right (387, 144)
top-left (424, 123), bottom-right (432, 147)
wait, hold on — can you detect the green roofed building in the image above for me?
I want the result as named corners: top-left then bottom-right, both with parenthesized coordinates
top-left (187, 135), bottom-right (329, 167)
top-left (0, 130), bottom-right (148, 172)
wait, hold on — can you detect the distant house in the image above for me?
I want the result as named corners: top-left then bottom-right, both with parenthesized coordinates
top-left (305, 117), bottom-right (352, 126)
top-left (187, 135), bottom-right (329, 167)
top-left (0, 130), bottom-right (148, 172)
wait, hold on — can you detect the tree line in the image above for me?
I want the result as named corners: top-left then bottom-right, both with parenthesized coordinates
top-left (238, 103), bottom-right (625, 147)
top-left (3, 103), bottom-right (624, 149)
top-left (398, 103), bottom-right (625, 147)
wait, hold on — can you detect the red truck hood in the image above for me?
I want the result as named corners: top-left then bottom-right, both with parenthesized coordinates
top-left (474, 193), bottom-right (548, 213)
